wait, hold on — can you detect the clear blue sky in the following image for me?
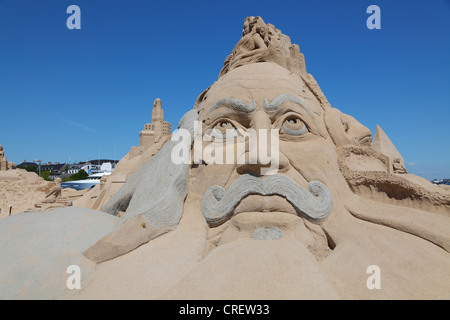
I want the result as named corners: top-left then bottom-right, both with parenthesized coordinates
top-left (0, 0), bottom-right (449, 180)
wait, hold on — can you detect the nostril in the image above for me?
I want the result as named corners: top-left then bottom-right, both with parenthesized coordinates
top-left (237, 162), bottom-right (272, 176)
top-left (236, 152), bottom-right (290, 176)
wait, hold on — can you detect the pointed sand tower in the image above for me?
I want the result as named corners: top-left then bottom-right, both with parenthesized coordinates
top-left (371, 125), bottom-right (407, 174)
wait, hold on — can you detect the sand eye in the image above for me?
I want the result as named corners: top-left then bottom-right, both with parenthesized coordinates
top-left (211, 120), bottom-right (238, 139)
top-left (281, 117), bottom-right (308, 136)
top-left (214, 121), bottom-right (234, 132)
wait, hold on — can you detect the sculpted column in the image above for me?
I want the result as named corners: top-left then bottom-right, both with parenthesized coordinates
top-left (0, 145), bottom-right (8, 171)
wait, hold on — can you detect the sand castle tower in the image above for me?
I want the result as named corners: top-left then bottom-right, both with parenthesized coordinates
top-left (0, 144), bottom-right (15, 171)
top-left (139, 98), bottom-right (171, 148)
top-left (371, 125), bottom-right (407, 174)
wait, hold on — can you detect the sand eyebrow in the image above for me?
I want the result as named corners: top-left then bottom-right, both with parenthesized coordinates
top-left (208, 97), bottom-right (256, 115)
top-left (263, 94), bottom-right (311, 114)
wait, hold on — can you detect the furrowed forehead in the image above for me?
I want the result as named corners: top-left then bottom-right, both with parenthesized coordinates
top-left (204, 94), bottom-right (312, 118)
top-left (199, 87), bottom-right (321, 120)
top-left (197, 63), bottom-right (324, 119)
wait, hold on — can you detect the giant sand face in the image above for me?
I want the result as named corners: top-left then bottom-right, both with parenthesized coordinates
top-left (192, 63), bottom-right (339, 238)
top-left (1, 16), bottom-right (449, 300)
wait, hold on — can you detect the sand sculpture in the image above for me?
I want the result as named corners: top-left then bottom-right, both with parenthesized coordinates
top-left (139, 98), bottom-right (172, 148)
top-left (219, 16), bottom-right (307, 78)
top-left (0, 144), bottom-right (15, 171)
top-left (73, 99), bottom-right (172, 210)
top-left (0, 17), bottom-right (449, 300)
top-left (0, 145), bottom-right (60, 217)
top-left (34, 178), bottom-right (73, 211)
top-left (393, 158), bottom-right (407, 174)
top-left (371, 125), bottom-right (407, 174)
top-left (0, 145), bottom-right (72, 216)
top-left (0, 145), bottom-right (5, 171)
top-left (0, 171), bottom-right (55, 218)
top-left (74, 175), bottom-right (108, 210)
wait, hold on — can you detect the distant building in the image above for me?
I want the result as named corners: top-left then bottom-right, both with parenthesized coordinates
top-left (67, 164), bottom-right (83, 174)
top-left (17, 161), bottom-right (38, 171)
top-left (139, 98), bottom-right (171, 148)
top-left (16, 161), bottom-right (66, 180)
top-left (40, 162), bottom-right (65, 174)
top-left (67, 160), bottom-right (117, 175)
top-left (17, 159), bottom-right (117, 179)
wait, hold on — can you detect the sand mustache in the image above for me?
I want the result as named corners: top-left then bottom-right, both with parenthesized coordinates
top-left (201, 174), bottom-right (333, 227)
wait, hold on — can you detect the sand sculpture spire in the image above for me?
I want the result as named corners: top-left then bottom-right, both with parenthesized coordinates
top-left (219, 16), bottom-right (307, 78)
top-left (195, 16), bottom-right (332, 110)
top-left (139, 98), bottom-right (171, 148)
top-left (0, 144), bottom-right (14, 171)
top-left (371, 125), bottom-right (407, 174)
top-left (151, 98), bottom-right (164, 123)
top-left (0, 145), bottom-right (6, 171)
